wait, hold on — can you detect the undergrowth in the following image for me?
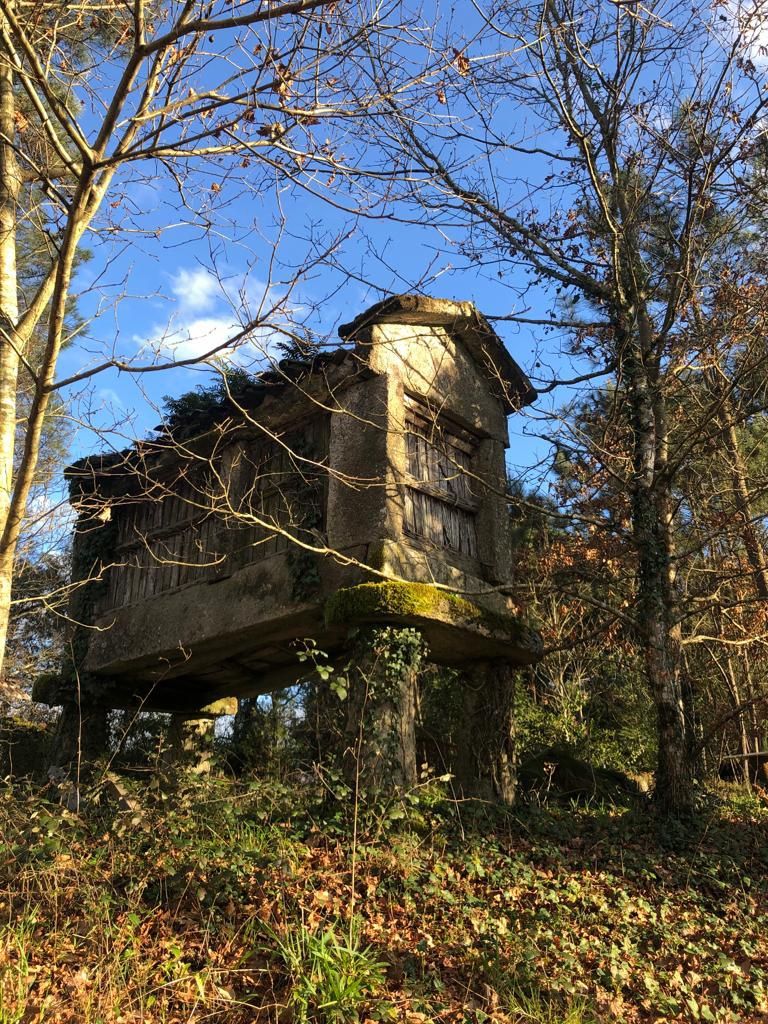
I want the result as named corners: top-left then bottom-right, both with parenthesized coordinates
top-left (0, 775), bottom-right (767, 1023)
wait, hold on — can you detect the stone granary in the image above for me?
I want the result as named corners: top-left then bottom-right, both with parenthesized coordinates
top-left (37, 295), bottom-right (543, 797)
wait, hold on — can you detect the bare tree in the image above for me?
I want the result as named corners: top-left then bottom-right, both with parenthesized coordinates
top-left (362, 0), bottom-right (768, 811)
top-left (0, 0), bottom-right (427, 678)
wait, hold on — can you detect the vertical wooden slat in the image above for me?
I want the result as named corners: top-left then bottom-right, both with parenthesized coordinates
top-left (202, 517), bottom-right (215, 579)
top-left (131, 551), bottom-right (140, 603)
top-left (404, 406), bottom-right (479, 558)
top-left (169, 530), bottom-right (181, 591)
top-left (175, 529), bottom-right (186, 588)
top-left (143, 543), bottom-right (154, 601)
top-left (103, 414), bottom-right (336, 605)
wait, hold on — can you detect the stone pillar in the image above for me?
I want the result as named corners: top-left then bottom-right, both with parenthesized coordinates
top-left (159, 698), bottom-right (237, 775)
top-left (343, 627), bottom-right (425, 793)
top-left (49, 699), bottom-right (109, 777)
top-left (162, 714), bottom-right (216, 774)
top-left (453, 661), bottom-right (517, 806)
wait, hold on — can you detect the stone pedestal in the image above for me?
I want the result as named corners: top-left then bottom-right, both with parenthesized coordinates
top-left (343, 627), bottom-right (424, 793)
top-left (158, 698), bottom-right (236, 774)
top-left (452, 661), bottom-right (517, 806)
top-left (161, 714), bottom-right (216, 773)
top-left (49, 700), bottom-right (109, 776)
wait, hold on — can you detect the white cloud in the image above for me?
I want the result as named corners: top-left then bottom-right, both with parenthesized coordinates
top-left (136, 313), bottom-right (243, 362)
top-left (134, 266), bottom-right (297, 368)
top-left (97, 387), bottom-right (126, 410)
top-left (720, 1), bottom-right (768, 63)
top-left (171, 267), bottom-right (220, 314)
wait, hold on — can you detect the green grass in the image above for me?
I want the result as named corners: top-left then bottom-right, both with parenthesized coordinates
top-left (0, 916), bottom-right (36, 1024)
top-left (0, 776), bottom-right (767, 1022)
top-left (259, 917), bottom-right (387, 1022)
top-left (507, 988), bottom-right (599, 1024)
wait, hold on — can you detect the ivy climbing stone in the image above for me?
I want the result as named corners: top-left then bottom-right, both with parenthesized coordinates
top-left (343, 626), bottom-right (426, 793)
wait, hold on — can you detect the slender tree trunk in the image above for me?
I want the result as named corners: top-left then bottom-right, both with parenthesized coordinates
top-left (0, 13), bottom-right (161, 681)
top-left (724, 656), bottom-right (752, 787)
top-left (740, 651), bottom-right (768, 786)
top-left (0, 45), bottom-right (20, 680)
top-left (696, 308), bottom-right (768, 602)
top-left (624, 323), bottom-right (693, 813)
top-left (681, 649), bottom-right (703, 780)
top-left (721, 416), bottom-right (768, 600)
top-left (713, 603), bottom-right (754, 786)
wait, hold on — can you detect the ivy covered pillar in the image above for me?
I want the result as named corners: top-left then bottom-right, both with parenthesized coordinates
top-left (159, 699), bottom-right (236, 775)
top-left (343, 626), bottom-right (425, 793)
top-left (324, 581), bottom-right (541, 801)
top-left (452, 661), bottom-right (517, 806)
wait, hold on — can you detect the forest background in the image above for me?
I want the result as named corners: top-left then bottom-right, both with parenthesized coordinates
top-left (5, 0), bottom-right (768, 801)
top-left (1, 1), bottom-right (768, 1021)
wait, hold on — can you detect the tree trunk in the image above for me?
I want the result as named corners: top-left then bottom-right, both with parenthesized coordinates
top-left (740, 651), bottom-right (768, 786)
top-left (722, 417), bottom-right (768, 600)
top-left (624, 322), bottom-right (694, 814)
top-left (726, 658), bottom-right (752, 787)
top-left (699, 324), bottom-right (768, 601)
top-left (0, 45), bottom-right (20, 680)
top-left (343, 627), bottom-right (422, 794)
top-left (0, 39), bottom-right (119, 681)
top-left (640, 585), bottom-right (691, 812)
top-left (680, 652), bottom-right (703, 781)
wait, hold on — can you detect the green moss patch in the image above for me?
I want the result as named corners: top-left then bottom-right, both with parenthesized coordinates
top-left (324, 580), bottom-right (531, 642)
top-left (31, 671), bottom-right (71, 706)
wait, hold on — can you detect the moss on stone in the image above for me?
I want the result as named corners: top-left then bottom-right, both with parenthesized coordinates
top-left (0, 717), bottom-right (50, 778)
top-left (201, 697), bottom-right (238, 717)
top-left (324, 580), bottom-right (526, 639)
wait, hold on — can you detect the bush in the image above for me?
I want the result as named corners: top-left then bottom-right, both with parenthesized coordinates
top-left (0, 717), bottom-right (49, 779)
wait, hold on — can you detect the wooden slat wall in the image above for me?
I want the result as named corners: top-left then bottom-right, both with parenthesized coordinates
top-left (100, 415), bottom-right (330, 612)
top-left (404, 489), bottom-right (478, 558)
top-left (403, 398), bottom-right (479, 559)
top-left (229, 414), bottom-right (329, 565)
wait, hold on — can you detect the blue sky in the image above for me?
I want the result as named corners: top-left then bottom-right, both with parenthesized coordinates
top-left (38, 0), bottom-right (766, 520)
top-left (57, 145), bottom-right (565, 491)
top-left (50, 0), bottom-right (755, 498)
top-left (24, 0), bottom-right (588, 515)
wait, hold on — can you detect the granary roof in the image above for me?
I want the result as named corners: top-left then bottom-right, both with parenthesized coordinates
top-left (66, 295), bottom-right (535, 485)
top-left (64, 347), bottom-right (360, 485)
top-left (338, 294), bottom-right (537, 412)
